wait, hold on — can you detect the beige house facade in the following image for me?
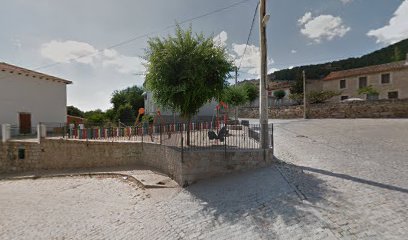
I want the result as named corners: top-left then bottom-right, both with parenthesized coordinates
top-left (322, 56), bottom-right (408, 102)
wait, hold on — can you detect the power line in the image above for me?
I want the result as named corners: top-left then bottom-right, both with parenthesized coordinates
top-left (32, 0), bottom-right (253, 72)
top-left (237, 1), bottom-right (259, 71)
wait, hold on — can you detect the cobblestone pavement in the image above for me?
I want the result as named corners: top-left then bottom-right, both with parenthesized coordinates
top-left (273, 119), bottom-right (408, 240)
top-left (1, 119), bottom-right (407, 239)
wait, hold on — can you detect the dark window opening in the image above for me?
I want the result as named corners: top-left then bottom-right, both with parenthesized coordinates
top-left (388, 91), bottom-right (399, 99)
top-left (359, 77), bottom-right (367, 88)
top-left (18, 148), bottom-right (25, 160)
top-left (340, 79), bottom-right (346, 89)
top-left (381, 73), bottom-right (390, 84)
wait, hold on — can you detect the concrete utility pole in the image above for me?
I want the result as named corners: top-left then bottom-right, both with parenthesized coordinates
top-left (303, 70), bottom-right (308, 119)
top-left (259, 0), bottom-right (269, 149)
top-left (235, 66), bottom-right (238, 123)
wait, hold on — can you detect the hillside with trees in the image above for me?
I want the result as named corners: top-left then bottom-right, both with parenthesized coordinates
top-left (271, 38), bottom-right (408, 81)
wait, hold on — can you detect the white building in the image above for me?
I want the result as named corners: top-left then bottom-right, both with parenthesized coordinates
top-left (0, 62), bottom-right (72, 133)
top-left (143, 91), bottom-right (219, 123)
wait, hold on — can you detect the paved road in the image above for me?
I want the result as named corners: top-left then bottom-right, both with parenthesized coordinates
top-left (0, 119), bottom-right (407, 239)
top-left (273, 119), bottom-right (408, 239)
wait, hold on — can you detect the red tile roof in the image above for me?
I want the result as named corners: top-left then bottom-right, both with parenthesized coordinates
top-left (0, 62), bottom-right (72, 84)
top-left (324, 61), bottom-right (408, 81)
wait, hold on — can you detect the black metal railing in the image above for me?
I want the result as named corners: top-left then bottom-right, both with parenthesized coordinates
top-left (64, 121), bottom-right (273, 151)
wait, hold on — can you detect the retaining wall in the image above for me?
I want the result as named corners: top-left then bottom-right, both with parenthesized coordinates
top-left (0, 139), bottom-right (273, 186)
top-left (238, 99), bottom-right (408, 119)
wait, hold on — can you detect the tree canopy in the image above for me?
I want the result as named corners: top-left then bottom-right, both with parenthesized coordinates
top-left (144, 26), bottom-right (234, 120)
top-left (221, 85), bottom-right (248, 107)
top-left (67, 106), bottom-right (84, 118)
top-left (110, 85), bottom-right (144, 124)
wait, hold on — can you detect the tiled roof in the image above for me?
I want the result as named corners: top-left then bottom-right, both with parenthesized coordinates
top-left (324, 61), bottom-right (408, 81)
top-left (0, 62), bottom-right (72, 84)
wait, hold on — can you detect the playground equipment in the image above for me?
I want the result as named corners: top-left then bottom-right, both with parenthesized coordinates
top-left (208, 101), bottom-right (229, 142)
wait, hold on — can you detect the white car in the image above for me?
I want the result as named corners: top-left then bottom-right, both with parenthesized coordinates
top-left (341, 98), bottom-right (365, 102)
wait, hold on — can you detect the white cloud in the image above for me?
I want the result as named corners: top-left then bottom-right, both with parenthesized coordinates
top-left (291, 49), bottom-right (297, 54)
top-left (41, 40), bottom-right (98, 64)
top-left (40, 40), bottom-right (144, 74)
top-left (298, 12), bottom-right (351, 43)
top-left (213, 31), bottom-right (228, 47)
top-left (367, 0), bottom-right (408, 44)
top-left (213, 31), bottom-right (274, 77)
top-left (298, 12), bottom-right (312, 25)
top-left (340, 0), bottom-right (352, 4)
top-left (232, 43), bottom-right (274, 76)
top-left (102, 49), bottom-right (145, 74)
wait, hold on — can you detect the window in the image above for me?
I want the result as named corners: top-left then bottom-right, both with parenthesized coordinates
top-left (359, 77), bottom-right (367, 88)
top-left (340, 79), bottom-right (346, 89)
top-left (381, 73), bottom-right (390, 84)
top-left (388, 91), bottom-right (399, 99)
top-left (341, 96), bottom-right (349, 101)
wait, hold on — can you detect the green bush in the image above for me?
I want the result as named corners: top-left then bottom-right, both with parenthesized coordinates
top-left (357, 85), bottom-right (379, 95)
top-left (308, 90), bottom-right (341, 104)
top-left (273, 90), bottom-right (286, 100)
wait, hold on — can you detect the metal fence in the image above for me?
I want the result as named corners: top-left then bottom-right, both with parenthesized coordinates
top-left (10, 125), bottom-right (37, 140)
top-left (42, 122), bottom-right (67, 138)
top-left (64, 121), bottom-right (273, 152)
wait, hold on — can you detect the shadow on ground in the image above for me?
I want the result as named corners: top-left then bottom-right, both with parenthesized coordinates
top-left (186, 159), bottom-right (341, 238)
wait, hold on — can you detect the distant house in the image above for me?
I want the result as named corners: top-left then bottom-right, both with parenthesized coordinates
top-left (245, 80), bottom-right (295, 107)
top-left (67, 115), bottom-right (85, 127)
top-left (322, 54), bottom-right (408, 102)
top-left (0, 62), bottom-right (72, 133)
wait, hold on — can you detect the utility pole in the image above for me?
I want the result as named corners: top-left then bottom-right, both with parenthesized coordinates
top-left (259, 0), bottom-right (269, 149)
top-left (303, 70), bottom-right (308, 119)
top-left (235, 66), bottom-right (238, 123)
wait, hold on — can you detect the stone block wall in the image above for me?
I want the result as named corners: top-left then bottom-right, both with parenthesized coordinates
top-left (182, 149), bottom-right (273, 186)
top-left (0, 140), bottom-right (273, 186)
top-left (238, 99), bottom-right (408, 119)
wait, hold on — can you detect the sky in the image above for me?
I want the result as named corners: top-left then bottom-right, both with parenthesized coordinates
top-left (1, 0), bottom-right (407, 111)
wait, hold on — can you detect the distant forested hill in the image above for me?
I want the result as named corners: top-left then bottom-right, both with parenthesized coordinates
top-left (270, 38), bottom-right (408, 81)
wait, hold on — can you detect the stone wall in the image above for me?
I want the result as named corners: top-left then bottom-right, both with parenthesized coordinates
top-left (182, 149), bottom-right (273, 186)
top-left (238, 99), bottom-right (408, 119)
top-left (0, 139), bottom-right (273, 186)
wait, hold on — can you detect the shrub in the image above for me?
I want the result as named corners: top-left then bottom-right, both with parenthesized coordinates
top-left (308, 90), bottom-right (341, 104)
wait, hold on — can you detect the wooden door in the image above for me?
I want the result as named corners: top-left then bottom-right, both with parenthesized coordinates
top-left (19, 113), bottom-right (31, 134)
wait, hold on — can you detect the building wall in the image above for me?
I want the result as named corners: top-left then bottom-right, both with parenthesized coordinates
top-left (238, 99), bottom-right (408, 119)
top-left (323, 68), bottom-right (408, 102)
top-left (0, 71), bottom-right (67, 126)
top-left (144, 91), bottom-right (219, 121)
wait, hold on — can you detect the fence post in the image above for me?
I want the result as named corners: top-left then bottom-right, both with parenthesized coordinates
top-left (181, 136), bottom-right (184, 163)
top-left (2, 124), bottom-right (10, 143)
top-left (37, 123), bottom-right (46, 143)
top-left (159, 124), bottom-right (162, 145)
top-left (224, 132), bottom-right (227, 161)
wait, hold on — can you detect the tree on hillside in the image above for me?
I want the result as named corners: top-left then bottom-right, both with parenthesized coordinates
top-left (144, 26), bottom-right (233, 145)
top-left (67, 106), bottom-right (84, 118)
top-left (242, 83), bottom-right (258, 103)
top-left (110, 85), bottom-right (144, 124)
top-left (221, 85), bottom-right (248, 107)
top-left (273, 90), bottom-right (286, 100)
top-left (117, 104), bottom-right (136, 125)
top-left (84, 109), bottom-right (106, 127)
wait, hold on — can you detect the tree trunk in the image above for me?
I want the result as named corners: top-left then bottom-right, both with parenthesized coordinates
top-left (186, 118), bottom-right (191, 146)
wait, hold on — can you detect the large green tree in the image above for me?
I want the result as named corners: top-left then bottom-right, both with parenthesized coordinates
top-left (144, 26), bottom-right (233, 144)
top-left (67, 106), bottom-right (84, 118)
top-left (242, 83), bottom-right (258, 103)
top-left (110, 85), bottom-right (144, 124)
